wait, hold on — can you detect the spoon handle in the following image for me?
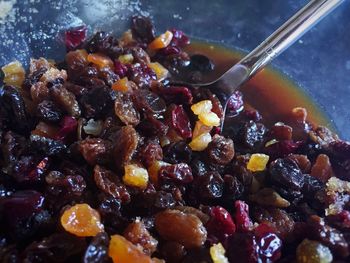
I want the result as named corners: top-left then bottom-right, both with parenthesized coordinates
top-left (221, 0), bottom-right (344, 88)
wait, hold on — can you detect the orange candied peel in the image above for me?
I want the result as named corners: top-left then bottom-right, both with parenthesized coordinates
top-left (189, 133), bottom-right (212, 151)
top-left (112, 77), bottom-right (129, 92)
top-left (148, 62), bottom-right (169, 80)
top-left (148, 30), bottom-right (173, 50)
top-left (191, 100), bottom-right (213, 115)
top-left (193, 120), bottom-right (213, 139)
top-left (210, 243), bottom-right (229, 263)
top-left (247, 153), bottom-right (270, 172)
top-left (60, 203), bottom-right (104, 237)
top-left (123, 164), bottom-right (149, 189)
top-left (87, 53), bottom-right (114, 69)
top-left (2, 60), bottom-right (26, 87)
top-left (109, 234), bottom-right (153, 263)
top-left (198, 112), bottom-right (220, 127)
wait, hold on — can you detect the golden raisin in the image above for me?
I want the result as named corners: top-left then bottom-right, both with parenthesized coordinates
top-left (296, 239), bottom-right (333, 263)
top-left (123, 164), bottom-right (149, 189)
top-left (61, 203), bottom-right (104, 237)
top-left (87, 53), bottom-right (114, 69)
top-left (2, 60), bottom-right (25, 87)
top-left (210, 243), bottom-right (229, 263)
top-left (148, 30), bottom-right (173, 50)
top-left (198, 112), bottom-right (220, 127)
top-left (112, 77), bottom-right (129, 92)
top-left (247, 153), bottom-right (270, 172)
top-left (191, 100), bottom-right (213, 115)
top-left (189, 133), bottom-right (212, 151)
top-left (310, 154), bottom-right (333, 183)
top-left (109, 234), bottom-right (153, 263)
top-left (149, 62), bottom-right (169, 80)
top-left (192, 121), bottom-right (212, 139)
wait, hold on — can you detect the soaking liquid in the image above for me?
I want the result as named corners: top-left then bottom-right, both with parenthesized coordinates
top-left (184, 41), bottom-right (335, 130)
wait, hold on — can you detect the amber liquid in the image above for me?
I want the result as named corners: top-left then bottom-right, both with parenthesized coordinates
top-left (184, 41), bottom-right (335, 130)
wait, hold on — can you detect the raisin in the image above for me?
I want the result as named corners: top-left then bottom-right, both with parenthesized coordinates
top-left (86, 31), bottom-right (123, 58)
top-left (94, 165), bottom-right (130, 203)
top-left (130, 46), bottom-right (151, 64)
top-left (123, 221), bottom-right (158, 255)
top-left (36, 100), bottom-right (63, 123)
top-left (84, 232), bottom-right (110, 263)
top-left (268, 158), bottom-right (304, 191)
top-left (50, 85), bottom-right (81, 118)
top-left (239, 120), bottom-right (266, 149)
top-left (254, 224), bottom-right (282, 262)
top-left (137, 114), bottom-right (169, 137)
top-left (114, 92), bottom-right (140, 126)
top-left (114, 125), bottom-right (139, 168)
top-left (160, 86), bottom-right (193, 105)
top-left (163, 141), bottom-right (192, 164)
top-left (80, 86), bottom-right (114, 119)
top-left (155, 209), bottom-right (207, 248)
top-left (206, 135), bottom-right (234, 165)
top-left (270, 123), bottom-right (293, 141)
top-left (138, 139), bottom-right (163, 167)
top-left (128, 63), bottom-right (156, 88)
top-left (30, 134), bottom-right (66, 156)
top-left (159, 163), bottom-right (193, 184)
top-left (193, 172), bottom-right (224, 200)
top-left (227, 233), bottom-right (258, 263)
top-left (131, 16), bottom-right (155, 44)
top-left (154, 191), bottom-right (176, 210)
top-left (296, 239), bottom-right (333, 263)
top-left (79, 138), bottom-right (112, 166)
top-left (288, 154), bottom-right (311, 173)
top-left (223, 174), bottom-right (244, 201)
top-left (160, 241), bottom-right (186, 263)
top-left (310, 154), bottom-right (333, 183)
top-left (132, 89), bottom-right (166, 116)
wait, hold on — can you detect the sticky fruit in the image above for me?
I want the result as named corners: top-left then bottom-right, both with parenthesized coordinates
top-left (149, 62), bottom-right (169, 80)
top-left (247, 154), bottom-right (270, 172)
top-left (191, 100), bottom-right (213, 115)
top-left (148, 30), bottom-right (173, 50)
top-left (193, 121), bottom-right (212, 139)
top-left (123, 164), bottom-right (149, 189)
top-left (198, 112), bottom-right (220, 127)
top-left (189, 133), bottom-right (212, 151)
top-left (112, 77), bottom-right (129, 92)
top-left (87, 53), bottom-right (114, 69)
top-left (61, 203), bottom-right (104, 237)
top-left (118, 54), bottom-right (134, 64)
top-left (210, 243), bottom-right (229, 263)
top-left (2, 60), bottom-right (25, 87)
top-left (296, 239), bottom-right (333, 263)
top-left (109, 234), bottom-right (153, 263)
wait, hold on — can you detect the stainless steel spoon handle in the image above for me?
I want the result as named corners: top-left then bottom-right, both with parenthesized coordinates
top-left (221, 0), bottom-right (344, 89)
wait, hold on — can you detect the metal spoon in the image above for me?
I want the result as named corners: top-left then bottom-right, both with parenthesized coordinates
top-left (174, 0), bottom-right (344, 126)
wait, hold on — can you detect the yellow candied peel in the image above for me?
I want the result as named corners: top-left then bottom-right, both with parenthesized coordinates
top-left (189, 133), bottom-right (212, 151)
top-left (2, 60), bottom-right (26, 87)
top-left (210, 243), bottom-right (229, 263)
top-left (118, 54), bottom-right (134, 64)
top-left (149, 62), bottom-right (169, 80)
top-left (247, 154), bottom-right (270, 172)
top-left (123, 164), bottom-right (149, 189)
top-left (60, 203), bottom-right (104, 237)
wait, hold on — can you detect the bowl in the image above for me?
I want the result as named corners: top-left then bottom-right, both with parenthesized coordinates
top-left (0, 0), bottom-right (349, 139)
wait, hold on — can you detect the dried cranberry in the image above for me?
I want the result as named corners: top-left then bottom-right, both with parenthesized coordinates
top-left (159, 46), bottom-right (181, 56)
top-left (54, 116), bottom-right (78, 141)
top-left (206, 206), bottom-right (236, 242)
top-left (114, 60), bottom-right (128, 78)
top-left (326, 211), bottom-right (350, 230)
top-left (160, 86), bottom-right (193, 105)
top-left (65, 25), bottom-right (87, 51)
top-left (159, 163), bottom-right (193, 184)
top-left (227, 90), bottom-right (244, 115)
top-left (234, 200), bottom-right (253, 232)
top-left (244, 109), bottom-right (262, 121)
top-left (170, 105), bottom-right (192, 139)
top-left (131, 16), bottom-right (155, 44)
top-left (163, 141), bottom-right (192, 164)
top-left (83, 232), bottom-right (110, 263)
top-left (170, 28), bottom-right (190, 47)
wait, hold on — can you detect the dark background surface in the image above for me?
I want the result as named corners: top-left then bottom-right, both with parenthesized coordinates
top-left (1, 0), bottom-right (349, 138)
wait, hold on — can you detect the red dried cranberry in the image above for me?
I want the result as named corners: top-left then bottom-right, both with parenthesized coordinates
top-left (54, 116), bottom-right (78, 141)
top-left (128, 63), bottom-right (157, 88)
top-left (170, 28), bottom-right (190, 47)
top-left (171, 105), bottom-right (192, 139)
top-left (114, 60), bottom-right (128, 78)
top-left (159, 46), bottom-right (181, 56)
top-left (244, 109), bottom-right (262, 121)
top-left (65, 25), bottom-right (87, 51)
top-left (206, 206), bottom-right (236, 242)
top-left (159, 163), bottom-right (193, 184)
top-left (160, 86), bottom-right (193, 105)
top-left (227, 91), bottom-right (244, 114)
top-left (234, 200), bottom-right (253, 232)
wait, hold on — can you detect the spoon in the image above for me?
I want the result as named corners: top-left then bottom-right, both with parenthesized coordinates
top-left (174, 0), bottom-right (344, 126)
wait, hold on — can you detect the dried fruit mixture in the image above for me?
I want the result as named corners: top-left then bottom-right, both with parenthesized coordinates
top-left (1, 16), bottom-right (350, 263)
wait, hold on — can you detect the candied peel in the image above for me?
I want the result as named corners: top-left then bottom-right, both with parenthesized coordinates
top-left (247, 153), bottom-right (270, 172)
top-left (210, 243), bottom-right (229, 263)
top-left (326, 177), bottom-right (350, 215)
top-left (148, 30), bottom-right (173, 50)
top-left (123, 164), bottom-right (149, 189)
top-left (2, 60), bottom-right (25, 87)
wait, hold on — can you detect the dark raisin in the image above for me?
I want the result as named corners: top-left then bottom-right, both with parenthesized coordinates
top-left (137, 114), bottom-right (169, 137)
top-left (163, 141), bottom-right (192, 164)
top-left (302, 174), bottom-right (324, 198)
top-left (36, 100), bottom-right (63, 123)
top-left (132, 89), bottom-right (166, 116)
top-left (30, 135), bottom-right (66, 156)
top-left (206, 135), bottom-right (234, 165)
top-left (114, 125), bottom-right (139, 168)
top-left (154, 191), bottom-right (176, 210)
top-left (268, 158), bottom-right (304, 191)
top-left (160, 241), bottom-right (186, 263)
top-left (0, 86), bottom-right (30, 134)
top-left (159, 163), bottom-right (193, 184)
top-left (128, 63), bottom-right (156, 88)
top-left (193, 172), bottom-right (224, 200)
top-left (254, 223), bottom-right (282, 262)
top-left (86, 31), bottom-right (123, 58)
top-left (138, 139), bottom-right (163, 167)
top-left (190, 158), bottom-right (208, 177)
top-left (227, 233), bottom-right (259, 263)
top-left (131, 16), bottom-right (155, 44)
top-left (11, 156), bottom-right (48, 183)
top-left (223, 174), bottom-right (244, 201)
top-left (98, 67), bottom-right (119, 86)
top-left (239, 120), bottom-right (266, 150)
top-left (227, 90), bottom-right (244, 115)
top-left (80, 86), bottom-right (114, 119)
top-left (130, 46), bottom-right (151, 64)
top-left (50, 85), bottom-right (81, 118)
top-left (83, 232), bottom-right (111, 263)
top-left (189, 54), bottom-right (214, 72)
